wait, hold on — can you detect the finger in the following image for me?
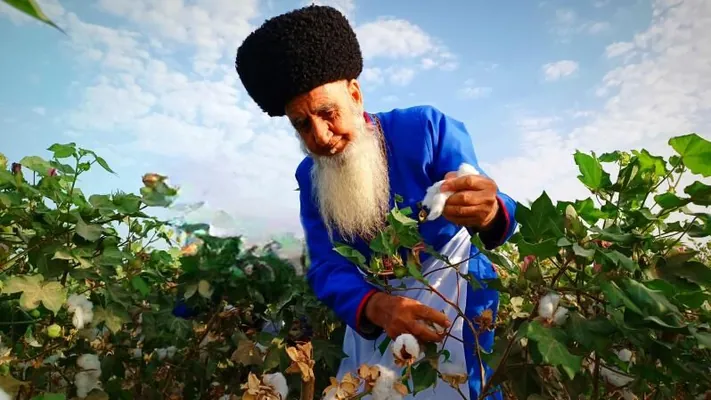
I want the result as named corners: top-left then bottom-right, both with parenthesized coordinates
top-left (409, 320), bottom-right (444, 343)
top-left (442, 204), bottom-right (490, 220)
top-left (415, 305), bottom-right (451, 328)
top-left (441, 175), bottom-right (495, 193)
top-left (444, 171), bottom-right (458, 180)
top-left (446, 191), bottom-right (495, 207)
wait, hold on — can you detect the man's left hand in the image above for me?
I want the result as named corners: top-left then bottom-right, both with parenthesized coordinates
top-left (439, 172), bottom-right (499, 230)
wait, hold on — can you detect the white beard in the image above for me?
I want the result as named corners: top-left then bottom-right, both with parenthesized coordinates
top-left (307, 111), bottom-right (390, 242)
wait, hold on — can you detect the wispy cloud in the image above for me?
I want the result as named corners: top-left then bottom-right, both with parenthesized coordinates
top-left (485, 0), bottom-right (711, 204)
top-left (542, 60), bottom-right (579, 81)
top-left (459, 79), bottom-right (492, 99)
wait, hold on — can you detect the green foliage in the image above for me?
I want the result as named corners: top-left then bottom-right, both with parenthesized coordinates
top-left (1, 132), bottom-right (710, 400)
top-left (0, 144), bottom-right (341, 399)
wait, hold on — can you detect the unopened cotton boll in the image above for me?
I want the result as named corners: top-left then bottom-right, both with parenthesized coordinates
top-left (538, 293), bottom-right (561, 320)
top-left (263, 372), bottom-right (288, 399)
top-left (421, 163), bottom-right (480, 221)
top-left (392, 333), bottom-right (420, 361)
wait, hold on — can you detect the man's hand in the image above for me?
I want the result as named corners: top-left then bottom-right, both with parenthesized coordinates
top-left (439, 172), bottom-right (499, 230)
top-left (364, 292), bottom-right (451, 342)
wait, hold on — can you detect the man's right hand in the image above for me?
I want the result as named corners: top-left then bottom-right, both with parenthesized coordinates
top-left (364, 292), bottom-right (451, 342)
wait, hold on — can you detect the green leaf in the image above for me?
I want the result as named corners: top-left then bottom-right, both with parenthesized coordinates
top-left (31, 394), bottom-right (66, 400)
top-left (691, 329), bottom-right (711, 349)
top-left (19, 155), bottom-right (53, 176)
top-left (75, 217), bottom-right (102, 241)
top-left (574, 151), bottom-right (612, 190)
top-left (517, 238), bottom-right (560, 259)
top-left (411, 361), bottom-right (438, 394)
top-left (669, 133), bottom-right (711, 177)
top-left (93, 304), bottom-right (129, 333)
top-left (378, 337), bottom-right (392, 355)
top-left (684, 181), bottom-right (711, 206)
top-left (601, 250), bottom-right (636, 272)
top-left (634, 149), bottom-right (667, 177)
top-left (572, 243), bottom-right (595, 259)
top-left (654, 193), bottom-right (690, 209)
top-left (0, 152), bottom-right (7, 170)
top-left (516, 192), bottom-right (564, 242)
top-left (130, 276), bottom-right (150, 297)
top-left (333, 243), bottom-right (366, 267)
top-left (524, 321), bottom-right (582, 379)
top-left (47, 143), bottom-right (76, 159)
top-left (2, 0), bottom-right (65, 33)
top-left (665, 261), bottom-right (711, 287)
top-left (598, 151), bottom-right (621, 163)
top-left (94, 156), bottom-right (115, 173)
top-left (599, 280), bottom-right (644, 315)
top-left (622, 278), bottom-right (680, 318)
top-left (1, 275), bottom-right (66, 314)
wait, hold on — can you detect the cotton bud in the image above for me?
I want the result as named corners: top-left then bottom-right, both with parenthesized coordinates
top-left (198, 280), bottom-right (213, 298)
top-left (392, 334), bottom-right (420, 366)
top-left (142, 173), bottom-right (166, 188)
top-left (538, 293), bottom-right (560, 320)
top-left (47, 324), bottom-right (63, 338)
top-left (522, 255), bottom-right (535, 272)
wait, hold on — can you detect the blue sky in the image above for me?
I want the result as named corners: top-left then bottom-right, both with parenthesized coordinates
top-left (1, 0), bottom-right (709, 244)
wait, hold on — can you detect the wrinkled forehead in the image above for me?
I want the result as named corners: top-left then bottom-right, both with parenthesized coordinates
top-left (285, 82), bottom-right (350, 120)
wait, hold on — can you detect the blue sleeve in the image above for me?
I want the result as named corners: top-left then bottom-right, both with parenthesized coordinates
top-left (296, 164), bottom-right (383, 339)
top-left (423, 106), bottom-right (518, 249)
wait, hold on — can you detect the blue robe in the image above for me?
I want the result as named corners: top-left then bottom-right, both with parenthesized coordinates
top-left (296, 105), bottom-right (517, 399)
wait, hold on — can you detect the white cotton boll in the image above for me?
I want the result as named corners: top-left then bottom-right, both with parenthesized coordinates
top-left (75, 370), bottom-right (100, 398)
top-left (244, 264), bottom-right (254, 276)
top-left (552, 307), bottom-right (569, 326)
top-left (263, 372), bottom-right (288, 399)
top-left (166, 345), bottom-right (177, 359)
top-left (0, 388), bottom-right (11, 400)
top-left (422, 181), bottom-right (450, 221)
top-left (616, 348), bottom-right (633, 363)
top-left (538, 293), bottom-right (561, 320)
top-left (77, 354), bottom-right (101, 372)
top-left (392, 334), bottom-right (420, 361)
top-left (372, 365), bottom-right (401, 400)
top-left (456, 163), bottom-right (480, 177)
top-left (420, 163), bottom-right (480, 222)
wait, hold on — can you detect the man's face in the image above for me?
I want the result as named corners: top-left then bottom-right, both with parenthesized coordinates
top-left (286, 80), bottom-right (391, 242)
top-left (285, 79), bottom-right (363, 157)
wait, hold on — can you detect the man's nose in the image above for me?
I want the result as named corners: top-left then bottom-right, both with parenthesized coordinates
top-left (312, 120), bottom-right (333, 147)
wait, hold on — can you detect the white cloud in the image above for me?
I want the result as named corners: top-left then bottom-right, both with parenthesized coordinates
top-left (388, 67), bottom-right (416, 86)
top-left (485, 0), bottom-right (711, 205)
top-left (459, 80), bottom-right (492, 99)
top-left (32, 107), bottom-right (46, 116)
top-left (605, 41), bottom-right (635, 58)
top-left (542, 60), bottom-right (579, 81)
top-left (355, 17), bottom-right (458, 76)
top-left (550, 8), bottom-right (611, 38)
top-left (361, 67), bottom-right (384, 85)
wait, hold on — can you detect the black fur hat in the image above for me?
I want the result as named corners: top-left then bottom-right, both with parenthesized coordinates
top-left (235, 5), bottom-right (363, 117)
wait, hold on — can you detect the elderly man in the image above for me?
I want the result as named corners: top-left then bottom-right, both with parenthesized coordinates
top-left (235, 5), bottom-right (517, 399)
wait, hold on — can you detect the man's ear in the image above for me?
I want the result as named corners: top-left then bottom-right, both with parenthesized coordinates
top-left (347, 78), bottom-right (363, 107)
